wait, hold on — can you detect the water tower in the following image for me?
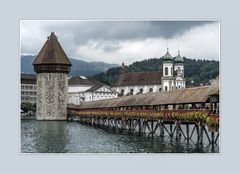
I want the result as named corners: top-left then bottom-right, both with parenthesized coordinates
top-left (33, 32), bottom-right (72, 120)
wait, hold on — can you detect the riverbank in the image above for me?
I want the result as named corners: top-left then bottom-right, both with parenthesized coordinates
top-left (21, 113), bottom-right (36, 120)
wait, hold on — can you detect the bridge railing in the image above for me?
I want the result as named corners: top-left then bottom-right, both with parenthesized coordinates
top-left (67, 108), bottom-right (219, 129)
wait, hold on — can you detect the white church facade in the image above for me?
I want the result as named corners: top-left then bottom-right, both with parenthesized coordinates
top-left (112, 49), bottom-right (185, 96)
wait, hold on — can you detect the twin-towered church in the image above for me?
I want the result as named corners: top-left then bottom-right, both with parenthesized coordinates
top-left (112, 48), bottom-right (185, 96)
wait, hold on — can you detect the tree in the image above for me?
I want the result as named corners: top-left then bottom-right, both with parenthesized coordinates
top-left (91, 57), bottom-right (219, 87)
top-left (21, 102), bottom-right (36, 113)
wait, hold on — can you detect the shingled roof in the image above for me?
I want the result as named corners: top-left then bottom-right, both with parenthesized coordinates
top-left (33, 32), bottom-right (71, 66)
top-left (68, 76), bottom-right (105, 86)
top-left (113, 71), bottom-right (162, 87)
top-left (21, 73), bottom-right (37, 84)
top-left (76, 85), bottom-right (215, 109)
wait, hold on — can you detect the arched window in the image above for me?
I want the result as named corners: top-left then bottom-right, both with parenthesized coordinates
top-left (121, 89), bottom-right (124, 94)
top-left (149, 88), bottom-right (153, 93)
top-left (165, 86), bottom-right (168, 91)
top-left (139, 88), bottom-right (143, 94)
top-left (159, 87), bottom-right (162, 92)
top-left (165, 67), bottom-right (168, 76)
top-left (130, 89), bottom-right (134, 95)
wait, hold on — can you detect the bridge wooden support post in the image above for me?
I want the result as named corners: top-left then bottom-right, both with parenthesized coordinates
top-left (138, 119), bottom-right (142, 135)
top-left (186, 123), bottom-right (190, 140)
top-left (211, 132), bottom-right (215, 145)
top-left (115, 119), bottom-right (118, 128)
top-left (196, 123), bottom-right (200, 142)
top-left (120, 119), bottom-right (123, 129)
top-left (91, 117), bottom-right (94, 126)
top-left (176, 121), bottom-right (181, 140)
top-left (159, 120), bottom-right (164, 137)
top-left (130, 119), bottom-right (133, 131)
top-left (143, 120), bottom-right (147, 134)
top-left (106, 118), bottom-right (110, 127)
top-left (114, 118), bottom-right (117, 129)
top-left (127, 119), bottom-right (133, 133)
top-left (214, 132), bottom-right (219, 144)
top-left (124, 119), bottom-right (127, 130)
top-left (199, 124), bottom-right (204, 145)
top-left (150, 120), bottom-right (154, 137)
top-left (170, 123), bottom-right (173, 137)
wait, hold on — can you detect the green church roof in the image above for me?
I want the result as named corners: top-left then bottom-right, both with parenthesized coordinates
top-left (162, 48), bottom-right (173, 61)
top-left (174, 50), bottom-right (184, 63)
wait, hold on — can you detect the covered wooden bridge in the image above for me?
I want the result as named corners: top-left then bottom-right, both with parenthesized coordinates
top-left (67, 78), bottom-right (219, 146)
top-left (69, 85), bottom-right (217, 110)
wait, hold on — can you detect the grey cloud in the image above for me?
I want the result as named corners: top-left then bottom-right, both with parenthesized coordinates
top-left (21, 21), bottom-right (219, 64)
top-left (40, 21), bottom-right (215, 45)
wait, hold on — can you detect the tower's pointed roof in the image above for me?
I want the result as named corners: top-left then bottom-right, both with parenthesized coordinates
top-left (33, 32), bottom-right (71, 66)
top-left (162, 48), bottom-right (173, 61)
top-left (175, 50), bottom-right (184, 63)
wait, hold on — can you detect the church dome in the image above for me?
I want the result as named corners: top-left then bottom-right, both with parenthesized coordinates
top-left (174, 50), bottom-right (184, 63)
top-left (162, 48), bottom-right (173, 61)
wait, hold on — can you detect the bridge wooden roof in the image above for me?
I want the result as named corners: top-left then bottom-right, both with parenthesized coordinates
top-left (74, 84), bottom-right (218, 109)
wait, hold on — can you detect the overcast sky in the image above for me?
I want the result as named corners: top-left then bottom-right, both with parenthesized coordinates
top-left (21, 20), bottom-right (220, 65)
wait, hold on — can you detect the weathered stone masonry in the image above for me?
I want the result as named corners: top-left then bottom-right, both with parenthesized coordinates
top-left (36, 73), bottom-right (68, 120)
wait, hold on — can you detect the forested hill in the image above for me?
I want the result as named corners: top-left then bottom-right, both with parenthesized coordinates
top-left (91, 57), bottom-right (219, 87)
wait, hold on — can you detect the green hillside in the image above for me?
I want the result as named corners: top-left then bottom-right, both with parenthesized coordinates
top-left (92, 57), bottom-right (219, 87)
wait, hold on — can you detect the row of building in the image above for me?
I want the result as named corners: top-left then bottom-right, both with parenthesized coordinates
top-left (21, 73), bottom-right (118, 104)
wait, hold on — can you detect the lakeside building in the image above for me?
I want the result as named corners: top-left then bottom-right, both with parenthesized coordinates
top-left (20, 73), bottom-right (117, 105)
top-left (68, 75), bottom-right (118, 105)
top-left (112, 49), bottom-right (185, 96)
top-left (21, 73), bottom-right (37, 103)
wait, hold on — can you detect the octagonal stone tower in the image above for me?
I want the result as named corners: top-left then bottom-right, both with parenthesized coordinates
top-left (33, 32), bottom-right (72, 120)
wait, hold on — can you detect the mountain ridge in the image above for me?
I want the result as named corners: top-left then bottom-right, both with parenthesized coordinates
top-left (21, 55), bottom-right (119, 76)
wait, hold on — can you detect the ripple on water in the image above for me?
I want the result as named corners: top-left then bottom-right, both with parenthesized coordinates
top-left (21, 120), bottom-right (219, 153)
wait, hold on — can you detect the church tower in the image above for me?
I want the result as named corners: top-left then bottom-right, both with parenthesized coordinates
top-left (174, 50), bottom-right (185, 89)
top-left (162, 48), bottom-right (174, 91)
top-left (33, 32), bottom-right (72, 120)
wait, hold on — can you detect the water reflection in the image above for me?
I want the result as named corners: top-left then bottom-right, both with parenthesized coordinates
top-left (21, 120), bottom-right (219, 153)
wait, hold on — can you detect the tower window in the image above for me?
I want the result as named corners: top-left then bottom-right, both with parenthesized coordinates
top-left (165, 86), bottom-right (168, 91)
top-left (165, 67), bottom-right (168, 76)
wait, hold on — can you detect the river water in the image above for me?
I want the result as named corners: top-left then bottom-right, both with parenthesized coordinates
top-left (21, 120), bottom-right (219, 153)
